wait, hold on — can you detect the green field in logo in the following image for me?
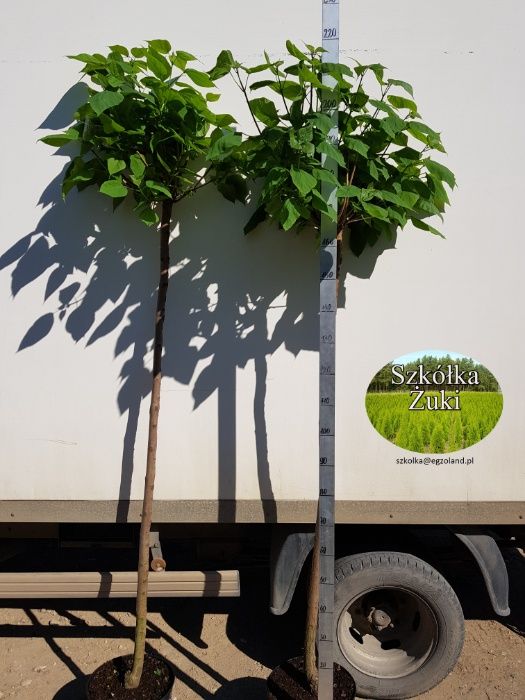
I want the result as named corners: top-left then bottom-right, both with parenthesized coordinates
top-left (366, 351), bottom-right (503, 453)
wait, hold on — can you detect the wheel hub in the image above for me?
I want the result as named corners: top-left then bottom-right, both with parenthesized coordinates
top-left (337, 586), bottom-right (438, 679)
top-left (367, 606), bottom-right (393, 631)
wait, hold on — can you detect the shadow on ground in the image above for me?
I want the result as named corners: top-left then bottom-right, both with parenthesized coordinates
top-left (0, 551), bottom-right (524, 698)
top-left (213, 677), bottom-right (267, 699)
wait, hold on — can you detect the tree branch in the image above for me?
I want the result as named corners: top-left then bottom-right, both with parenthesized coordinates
top-left (234, 68), bottom-right (262, 134)
top-left (275, 70), bottom-right (292, 121)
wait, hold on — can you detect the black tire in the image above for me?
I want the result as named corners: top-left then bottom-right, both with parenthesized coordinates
top-left (334, 551), bottom-right (464, 699)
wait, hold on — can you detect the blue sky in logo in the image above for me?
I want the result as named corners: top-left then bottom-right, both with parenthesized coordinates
top-left (392, 349), bottom-right (470, 364)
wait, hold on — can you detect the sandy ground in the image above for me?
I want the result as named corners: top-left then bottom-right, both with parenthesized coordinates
top-left (0, 550), bottom-right (523, 700)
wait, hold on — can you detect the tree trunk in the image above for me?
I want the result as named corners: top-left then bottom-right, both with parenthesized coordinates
top-left (304, 503), bottom-right (320, 694)
top-left (304, 229), bottom-right (343, 694)
top-left (125, 199), bottom-right (173, 690)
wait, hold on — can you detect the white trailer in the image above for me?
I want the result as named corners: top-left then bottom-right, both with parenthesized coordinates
top-left (1, 2), bottom-right (523, 697)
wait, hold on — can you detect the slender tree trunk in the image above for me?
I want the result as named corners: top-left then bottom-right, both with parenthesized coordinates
top-left (304, 503), bottom-right (320, 694)
top-left (125, 199), bottom-right (173, 689)
top-left (304, 229), bottom-right (344, 694)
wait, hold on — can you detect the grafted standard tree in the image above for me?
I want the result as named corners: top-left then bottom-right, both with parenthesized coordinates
top-left (209, 40), bottom-right (456, 693)
top-left (41, 40), bottom-right (245, 690)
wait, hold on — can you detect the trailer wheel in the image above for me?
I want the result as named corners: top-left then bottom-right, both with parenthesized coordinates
top-left (334, 552), bottom-right (464, 699)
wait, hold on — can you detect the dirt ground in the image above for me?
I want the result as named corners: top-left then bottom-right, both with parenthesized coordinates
top-left (0, 549), bottom-right (523, 700)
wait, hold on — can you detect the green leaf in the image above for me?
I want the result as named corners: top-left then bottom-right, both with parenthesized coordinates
top-left (106, 74), bottom-right (126, 89)
top-left (408, 121), bottom-right (443, 150)
top-left (207, 131), bottom-right (242, 161)
top-left (293, 124), bottom-right (313, 145)
top-left (261, 166), bottom-right (288, 199)
top-left (387, 78), bottom-right (414, 97)
top-left (148, 39), bottom-right (171, 54)
top-left (289, 125), bottom-right (313, 152)
top-left (368, 63), bottom-right (386, 83)
top-left (367, 161), bottom-right (379, 181)
top-left (109, 45), bottom-right (129, 56)
top-left (245, 63), bottom-right (271, 75)
top-left (286, 39), bottom-right (307, 60)
top-left (362, 202), bottom-right (390, 221)
top-left (107, 157), bottom-right (126, 175)
top-left (170, 54), bottom-right (187, 70)
top-left (249, 97), bottom-right (279, 127)
top-left (100, 178), bottom-right (128, 198)
top-left (425, 160), bottom-right (456, 188)
top-left (387, 207), bottom-right (408, 226)
top-left (211, 112), bottom-right (236, 127)
top-left (141, 76), bottom-right (162, 89)
top-left (250, 79), bottom-right (276, 91)
top-left (62, 157), bottom-right (95, 197)
top-left (387, 95), bottom-right (418, 114)
top-left (298, 67), bottom-right (324, 89)
top-left (99, 114), bottom-right (126, 133)
top-left (176, 50), bottom-right (197, 62)
top-left (263, 52), bottom-right (285, 76)
top-left (89, 90), bottom-right (124, 116)
top-left (369, 99), bottom-right (396, 116)
top-left (135, 203), bottom-right (159, 227)
top-left (398, 191), bottom-right (420, 208)
top-left (356, 63), bottom-right (385, 82)
top-left (380, 190), bottom-right (419, 209)
top-left (337, 185), bottom-right (361, 199)
top-left (147, 48), bottom-right (171, 80)
top-left (344, 136), bottom-right (369, 158)
top-left (270, 80), bottom-right (303, 101)
top-left (310, 189), bottom-right (329, 214)
top-left (280, 199), bottom-right (302, 230)
top-left (380, 114), bottom-right (405, 138)
top-left (313, 168), bottom-right (339, 186)
top-left (390, 146), bottom-right (422, 163)
top-left (40, 126), bottom-right (80, 147)
top-left (360, 188), bottom-right (378, 202)
top-left (186, 68), bottom-right (215, 87)
top-left (349, 90), bottom-right (369, 109)
top-left (208, 50), bottom-right (235, 80)
top-left (290, 166), bottom-right (317, 197)
top-left (307, 112), bottom-right (333, 133)
top-left (155, 151), bottom-right (172, 174)
top-left (417, 198), bottom-right (442, 217)
top-left (321, 62), bottom-right (353, 85)
top-left (68, 52), bottom-right (105, 66)
top-left (217, 172), bottom-right (248, 203)
top-left (426, 176), bottom-right (450, 209)
top-left (145, 180), bottom-right (172, 198)
top-left (412, 218), bottom-right (445, 238)
top-left (378, 190), bottom-right (400, 205)
top-left (316, 140), bottom-right (345, 168)
top-left (130, 154), bottom-right (145, 179)
top-left (206, 92), bottom-right (221, 102)
top-left (311, 190), bottom-right (337, 221)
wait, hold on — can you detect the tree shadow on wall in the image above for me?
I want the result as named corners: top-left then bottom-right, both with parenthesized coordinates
top-left (0, 169), bottom-right (318, 525)
top-left (0, 87), bottom-right (397, 525)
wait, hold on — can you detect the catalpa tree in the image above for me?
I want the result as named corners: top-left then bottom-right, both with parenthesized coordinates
top-left (41, 40), bottom-right (244, 692)
top-left (209, 39), bottom-right (456, 693)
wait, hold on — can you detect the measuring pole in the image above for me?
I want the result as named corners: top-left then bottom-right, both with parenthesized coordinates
top-left (318, 1), bottom-right (339, 698)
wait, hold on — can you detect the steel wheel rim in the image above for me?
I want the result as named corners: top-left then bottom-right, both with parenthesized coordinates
top-left (337, 585), bottom-right (438, 679)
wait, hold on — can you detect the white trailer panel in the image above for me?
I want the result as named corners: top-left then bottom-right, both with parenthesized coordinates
top-left (0, 1), bottom-right (523, 521)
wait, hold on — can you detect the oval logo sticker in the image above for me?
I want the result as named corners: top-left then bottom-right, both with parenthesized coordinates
top-left (365, 350), bottom-right (503, 453)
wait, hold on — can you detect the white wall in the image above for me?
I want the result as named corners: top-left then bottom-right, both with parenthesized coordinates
top-left (0, 1), bottom-right (523, 507)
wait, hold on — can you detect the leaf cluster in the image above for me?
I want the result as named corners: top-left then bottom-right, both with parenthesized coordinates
top-left (209, 41), bottom-right (456, 254)
top-left (41, 41), bottom-right (246, 226)
top-left (41, 40), bottom-right (455, 255)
